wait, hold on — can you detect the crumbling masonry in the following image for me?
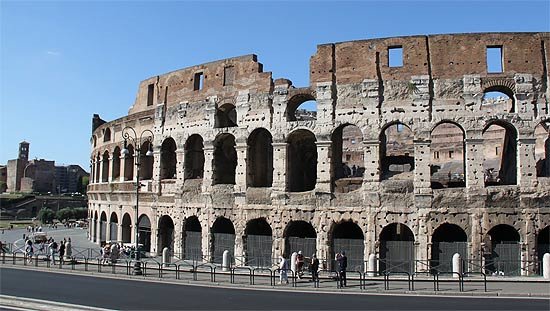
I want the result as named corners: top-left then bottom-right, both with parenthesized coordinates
top-left (88, 33), bottom-right (550, 275)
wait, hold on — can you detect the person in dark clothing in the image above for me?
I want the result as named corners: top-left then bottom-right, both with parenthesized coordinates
top-left (337, 251), bottom-right (348, 287)
top-left (59, 240), bottom-right (66, 263)
top-left (310, 253), bottom-right (320, 283)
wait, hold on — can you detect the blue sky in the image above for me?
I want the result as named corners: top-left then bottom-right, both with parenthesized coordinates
top-left (1, 0), bottom-right (549, 171)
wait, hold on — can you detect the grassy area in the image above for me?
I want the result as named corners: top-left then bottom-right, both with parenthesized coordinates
top-left (0, 220), bottom-right (40, 229)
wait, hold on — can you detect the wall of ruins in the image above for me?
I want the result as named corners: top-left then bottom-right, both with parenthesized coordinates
top-left (88, 33), bottom-right (550, 274)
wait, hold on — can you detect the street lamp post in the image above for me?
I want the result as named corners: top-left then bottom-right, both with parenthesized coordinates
top-left (121, 126), bottom-right (154, 275)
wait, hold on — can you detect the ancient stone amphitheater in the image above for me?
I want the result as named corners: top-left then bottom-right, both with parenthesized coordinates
top-left (88, 32), bottom-right (550, 275)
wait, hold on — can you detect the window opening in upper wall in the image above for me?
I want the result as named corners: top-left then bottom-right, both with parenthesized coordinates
top-left (388, 46), bottom-right (403, 67)
top-left (487, 46), bottom-right (503, 73)
top-left (147, 84), bottom-right (154, 106)
top-left (224, 66), bottom-right (234, 86)
top-left (194, 72), bottom-right (204, 91)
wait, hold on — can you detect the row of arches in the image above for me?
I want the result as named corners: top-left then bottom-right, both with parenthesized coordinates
top-left (90, 211), bottom-right (550, 275)
top-left (91, 119), bottom-right (549, 191)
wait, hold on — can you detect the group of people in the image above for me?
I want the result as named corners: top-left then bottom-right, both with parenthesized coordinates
top-left (24, 237), bottom-right (70, 265)
top-left (279, 250), bottom-right (345, 286)
top-left (100, 242), bottom-right (136, 264)
top-left (26, 225), bottom-right (43, 233)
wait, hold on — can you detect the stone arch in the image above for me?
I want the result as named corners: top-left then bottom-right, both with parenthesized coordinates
top-left (430, 121), bottom-right (466, 188)
top-left (332, 123), bottom-right (364, 193)
top-left (103, 128), bottom-right (111, 142)
top-left (536, 226), bottom-right (550, 274)
top-left (215, 103), bottom-right (237, 128)
top-left (430, 223), bottom-right (468, 272)
top-left (109, 212), bottom-right (118, 241)
top-left (379, 223), bottom-right (415, 273)
top-left (283, 220), bottom-right (317, 258)
top-left (99, 211), bottom-right (107, 243)
top-left (182, 216), bottom-right (202, 260)
top-left (140, 141), bottom-right (154, 180)
top-left (211, 217), bottom-right (236, 263)
top-left (287, 129), bottom-right (317, 192)
top-left (112, 147), bottom-right (121, 181)
top-left (184, 134), bottom-right (205, 180)
top-left (101, 150), bottom-right (109, 182)
top-left (138, 214), bottom-right (152, 252)
top-left (121, 213), bottom-right (131, 243)
top-left (481, 84), bottom-right (515, 113)
top-left (158, 215), bottom-right (175, 252)
top-left (482, 120), bottom-right (517, 186)
top-left (484, 224), bottom-right (521, 275)
top-left (286, 92), bottom-right (316, 121)
top-left (95, 152), bottom-right (101, 183)
top-left (244, 218), bottom-right (273, 267)
top-left (247, 128), bottom-right (273, 187)
top-left (330, 221), bottom-right (365, 272)
top-left (213, 133), bottom-right (237, 185)
top-left (160, 137), bottom-right (177, 180)
top-left (123, 144), bottom-right (134, 181)
top-left (380, 121), bottom-right (414, 182)
top-left (534, 122), bottom-right (550, 177)
top-left (92, 135), bottom-right (97, 148)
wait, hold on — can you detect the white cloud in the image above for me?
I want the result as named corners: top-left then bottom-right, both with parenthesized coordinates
top-left (45, 50), bottom-right (61, 56)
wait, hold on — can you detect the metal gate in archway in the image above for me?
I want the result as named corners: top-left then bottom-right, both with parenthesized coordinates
top-left (432, 241), bottom-right (468, 273)
top-left (100, 221), bottom-right (107, 242)
top-left (246, 235), bottom-right (272, 267)
top-left (333, 238), bottom-right (364, 272)
top-left (380, 241), bottom-right (415, 274)
top-left (287, 237), bottom-right (316, 258)
top-left (212, 233), bottom-right (235, 264)
top-left (486, 242), bottom-right (520, 276)
top-left (109, 222), bottom-right (118, 241)
top-left (183, 231), bottom-right (202, 260)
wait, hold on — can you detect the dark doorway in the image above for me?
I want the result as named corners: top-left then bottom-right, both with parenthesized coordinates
top-left (284, 221), bottom-right (317, 258)
top-left (138, 215), bottom-right (152, 252)
top-left (213, 134), bottom-right (237, 185)
top-left (245, 218), bottom-right (273, 267)
top-left (99, 212), bottom-right (107, 243)
top-left (160, 138), bottom-right (177, 180)
top-left (183, 216), bottom-right (202, 260)
top-left (537, 226), bottom-right (550, 275)
top-left (184, 135), bottom-right (205, 180)
top-left (431, 223), bottom-right (467, 273)
top-left (484, 224), bottom-right (520, 275)
top-left (379, 223), bottom-right (415, 274)
top-left (121, 213), bottom-right (131, 243)
top-left (331, 221), bottom-right (364, 272)
top-left (287, 130), bottom-right (317, 192)
top-left (158, 215), bottom-right (175, 252)
top-left (109, 213), bottom-right (118, 241)
top-left (247, 129), bottom-right (273, 187)
top-left (211, 217), bottom-right (235, 263)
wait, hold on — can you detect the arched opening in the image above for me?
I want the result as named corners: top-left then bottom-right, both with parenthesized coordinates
top-left (245, 218), bottom-right (273, 267)
top-left (212, 134), bottom-right (237, 185)
top-left (287, 129), bottom-right (317, 192)
top-left (483, 121), bottom-right (517, 186)
top-left (332, 124), bottom-right (364, 193)
top-left (160, 138), bottom-right (177, 180)
top-left (158, 215), bottom-right (175, 252)
top-left (331, 221), bottom-right (364, 272)
top-left (430, 122), bottom-right (465, 189)
top-left (247, 128), bottom-right (273, 187)
top-left (380, 123), bottom-right (414, 183)
top-left (90, 158), bottom-right (95, 184)
top-left (93, 211), bottom-right (98, 243)
top-left (287, 94), bottom-right (317, 121)
top-left (537, 226), bottom-right (550, 275)
top-left (140, 141), bottom-right (154, 180)
top-left (121, 213), bottom-right (131, 243)
top-left (184, 135), bottom-right (205, 180)
top-left (211, 217), bottom-right (235, 263)
top-left (123, 145), bottom-right (134, 181)
top-left (92, 135), bottom-right (97, 148)
top-left (379, 223), bottom-right (415, 274)
top-left (138, 215), bottom-right (152, 252)
top-left (284, 221), bottom-right (316, 258)
top-left (112, 147), bottom-right (121, 181)
top-left (215, 103), bottom-right (237, 128)
top-left (484, 224), bottom-right (521, 275)
top-left (95, 153), bottom-right (101, 183)
top-left (481, 87), bottom-right (514, 114)
top-left (535, 122), bottom-right (550, 177)
top-left (109, 212), bottom-right (118, 241)
top-left (430, 223), bottom-right (468, 273)
top-left (103, 128), bottom-right (111, 142)
top-left (99, 212), bottom-right (107, 243)
top-left (182, 216), bottom-right (202, 260)
top-left (101, 151), bottom-right (110, 182)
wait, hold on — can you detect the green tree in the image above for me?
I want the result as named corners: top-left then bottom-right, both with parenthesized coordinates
top-left (56, 207), bottom-right (74, 222)
top-left (73, 207), bottom-right (88, 219)
top-left (38, 208), bottom-right (55, 224)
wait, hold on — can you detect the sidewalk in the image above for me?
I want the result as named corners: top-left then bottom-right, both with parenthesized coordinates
top-left (2, 253), bottom-right (549, 298)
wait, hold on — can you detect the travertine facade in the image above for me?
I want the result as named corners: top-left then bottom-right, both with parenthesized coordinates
top-left (88, 33), bottom-right (550, 275)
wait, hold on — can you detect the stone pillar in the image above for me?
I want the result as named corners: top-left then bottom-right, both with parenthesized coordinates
top-left (271, 141), bottom-right (288, 202)
top-left (98, 159), bottom-right (105, 183)
top-left (416, 213), bottom-right (430, 264)
top-left (234, 141), bottom-right (248, 193)
top-left (108, 155), bottom-right (115, 182)
top-left (175, 149), bottom-right (185, 189)
top-left (151, 149), bottom-right (161, 193)
top-left (464, 138), bottom-right (484, 190)
top-left (362, 140), bottom-right (380, 190)
top-left (315, 140), bottom-right (332, 193)
top-left (518, 138), bottom-right (538, 189)
top-left (314, 82), bottom-right (335, 125)
top-left (235, 233), bottom-right (244, 263)
top-left (119, 154), bottom-right (126, 182)
top-left (413, 140), bottom-right (431, 195)
top-left (202, 142), bottom-right (214, 193)
top-left (173, 221), bottom-right (183, 257)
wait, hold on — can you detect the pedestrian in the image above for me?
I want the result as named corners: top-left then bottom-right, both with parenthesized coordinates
top-left (296, 251), bottom-right (305, 278)
top-left (59, 240), bottom-right (66, 264)
top-left (310, 253), bottom-right (319, 283)
top-left (279, 256), bottom-right (289, 284)
top-left (49, 239), bottom-right (58, 264)
top-left (110, 243), bottom-right (119, 264)
top-left (337, 250), bottom-right (348, 287)
top-left (25, 240), bottom-right (34, 263)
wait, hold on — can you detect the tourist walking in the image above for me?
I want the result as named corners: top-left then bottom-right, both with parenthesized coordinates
top-left (336, 250), bottom-right (347, 287)
top-left (310, 253), bottom-right (319, 283)
top-left (25, 239), bottom-right (34, 263)
top-left (49, 239), bottom-right (58, 264)
top-left (279, 256), bottom-right (289, 284)
top-left (59, 240), bottom-right (66, 263)
top-left (296, 251), bottom-right (305, 278)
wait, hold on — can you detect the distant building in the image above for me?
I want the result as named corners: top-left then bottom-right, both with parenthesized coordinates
top-left (3, 141), bottom-right (89, 194)
top-left (0, 165), bottom-right (7, 192)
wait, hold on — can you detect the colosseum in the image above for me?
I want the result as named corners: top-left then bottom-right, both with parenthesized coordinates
top-left (88, 32), bottom-right (550, 276)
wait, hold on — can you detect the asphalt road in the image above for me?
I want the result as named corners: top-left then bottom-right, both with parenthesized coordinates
top-left (1, 268), bottom-right (548, 310)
